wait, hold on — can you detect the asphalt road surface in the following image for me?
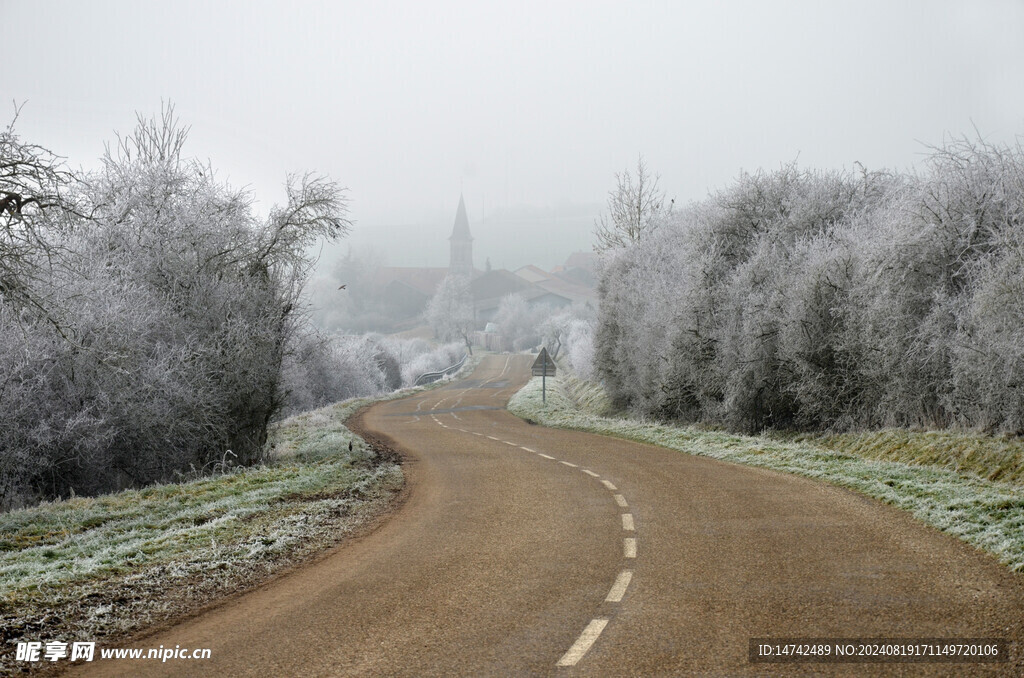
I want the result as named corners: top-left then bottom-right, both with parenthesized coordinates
top-left (70, 355), bottom-right (1024, 676)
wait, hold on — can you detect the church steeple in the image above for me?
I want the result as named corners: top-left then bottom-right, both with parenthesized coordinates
top-left (449, 194), bottom-right (474, 277)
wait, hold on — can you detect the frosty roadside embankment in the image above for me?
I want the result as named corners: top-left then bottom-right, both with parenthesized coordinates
top-left (0, 387), bottom-right (418, 676)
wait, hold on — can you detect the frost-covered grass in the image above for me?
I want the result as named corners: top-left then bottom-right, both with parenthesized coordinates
top-left (778, 429), bottom-right (1024, 486)
top-left (0, 360), bottom-right (480, 670)
top-left (0, 397), bottom-right (385, 602)
top-left (508, 375), bottom-right (1024, 573)
top-left (553, 364), bottom-right (614, 416)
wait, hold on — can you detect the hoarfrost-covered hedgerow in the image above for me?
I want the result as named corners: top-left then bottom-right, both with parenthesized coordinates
top-left (595, 139), bottom-right (1024, 435)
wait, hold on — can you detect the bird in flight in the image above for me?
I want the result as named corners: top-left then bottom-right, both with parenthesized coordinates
top-left (337, 284), bottom-right (347, 290)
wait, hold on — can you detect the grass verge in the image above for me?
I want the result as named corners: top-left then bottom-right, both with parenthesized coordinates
top-left (508, 373), bottom-right (1024, 574)
top-left (778, 429), bottom-right (1024, 486)
top-left (0, 357), bottom-right (480, 675)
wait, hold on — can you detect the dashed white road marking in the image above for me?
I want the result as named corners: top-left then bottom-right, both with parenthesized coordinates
top-left (556, 618), bottom-right (609, 667)
top-left (413, 360), bottom-right (638, 675)
top-left (417, 359), bottom-right (639, 670)
top-left (604, 570), bottom-right (633, 602)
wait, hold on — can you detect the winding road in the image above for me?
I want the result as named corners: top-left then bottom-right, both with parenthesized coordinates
top-left (73, 355), bottom-right (1024, 676)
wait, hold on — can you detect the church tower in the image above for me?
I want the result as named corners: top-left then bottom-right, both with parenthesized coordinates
top-left (449, 194), bottom-right (474, 277)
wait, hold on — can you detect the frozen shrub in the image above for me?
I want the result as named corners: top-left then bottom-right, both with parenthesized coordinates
top-left (0, 106), bottom-right (350, 507)
top-left (595, 140), bottom-right (1024, 434)
top-left (399, 342), bottom-right (464, 386)
top-left (425, 274), bottom-right (474, 353)
top-left (494, 294), bottom-right (544, 351)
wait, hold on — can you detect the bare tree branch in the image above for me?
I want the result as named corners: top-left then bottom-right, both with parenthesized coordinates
top-left (594, 155), bottom-right (672, 253)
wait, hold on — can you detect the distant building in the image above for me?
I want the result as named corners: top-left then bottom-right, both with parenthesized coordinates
top-left (550, 251), bottom-right (598, 288)
top-left (347, 197), bottom-right (597, 334)
top-left (449, 194), bottom-right (474, 277)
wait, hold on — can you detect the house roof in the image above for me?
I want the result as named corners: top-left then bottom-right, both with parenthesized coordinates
top-left (469, 269), bottom-right (532, 302)
top-left (552, 266), bottom-right (597, 289)
top-left (372, 267), bottom-right (449, 297)
top-left (533, 275), bottom-right (597, 305)
top-left (474, 286), bottom-right (574, 315)
top-left (513, 264), bottom-right (551, 283)
top-left (470, 269), bottom-right (590, 314)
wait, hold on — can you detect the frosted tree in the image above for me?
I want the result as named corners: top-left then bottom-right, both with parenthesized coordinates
top-left (593, 155), bottom-right (672, 253)
top-left (538, 303), bottom-right (598, 380)
top-left (425, 274), bottom-right (475, 354)
top-left (80, 105), bottom-right (350, 469)
top-left (0, 105), bottom-right (80, 321)
top-left (494, 293), bottom-right (544, 351)
top-left (0, 104), bottom-right (357, 506)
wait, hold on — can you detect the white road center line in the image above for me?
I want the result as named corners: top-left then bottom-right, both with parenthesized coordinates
top-left (560, 461), bottom-right (578, 468)
top-left (486, 436), bottom-right (500, 440)
top-left (602, 480), bottom-right (617, 491)
top-left (605, 570), bottom-right (633, 602)
top-left (503, 441), bottom-right (518, 446)
top-left (538, 453), bottom-right (555, 460)
top-left (582, 469), bottom-right (599, 477)
top-left (621, 514), bottom-right (635, 531)
top-left (623, 538), bottom-right (637, 558)
top-left (614, 494), bottom-right (628, 508)
top-left (556, 618), bottom-right (609, 667)
top-left (520, 447), bottom-right (536, 453)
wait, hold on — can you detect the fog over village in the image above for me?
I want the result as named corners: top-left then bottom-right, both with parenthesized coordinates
top-left (3, 1), bottom-right (1024, 675)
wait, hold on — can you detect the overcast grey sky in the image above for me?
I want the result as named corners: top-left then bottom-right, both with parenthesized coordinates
top-left (3, 0), bottom-right (1024, 270)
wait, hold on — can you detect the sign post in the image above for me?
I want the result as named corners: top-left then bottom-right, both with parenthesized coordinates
top-left (531, 348), bottom-right (556, 405)
top-left (542, 350), bottom-right (547, 403)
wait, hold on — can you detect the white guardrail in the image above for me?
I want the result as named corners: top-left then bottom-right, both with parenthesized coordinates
top-left (413, 353), bottom-right (468, 386)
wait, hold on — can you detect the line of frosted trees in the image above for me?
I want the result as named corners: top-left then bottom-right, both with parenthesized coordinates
top-left (0, 107), bottom-right (458, 509)
top-left (596, 139), bottom-right (1024, 434)
top-left (423, 270), bottom-right (597, 379)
